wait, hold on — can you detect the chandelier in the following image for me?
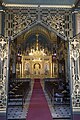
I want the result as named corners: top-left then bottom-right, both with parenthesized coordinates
top-left (29, 34), bottom-right (46, 60)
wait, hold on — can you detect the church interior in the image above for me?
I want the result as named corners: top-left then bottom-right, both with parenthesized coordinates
top-left (0, 0), bottom-right (80, 120)
top-left (10, 25), bottom-right (68, 79)
top-left (7, 25), bottom-right (71, 120)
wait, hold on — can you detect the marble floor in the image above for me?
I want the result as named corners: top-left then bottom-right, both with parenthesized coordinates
top-left (7, 80), bottom-right (71, 120)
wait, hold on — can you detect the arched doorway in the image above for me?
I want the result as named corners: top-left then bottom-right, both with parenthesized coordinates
top-left (7, 23), bottom-right (72, 119)
top-left (0, 5), bottom-right (80, 119)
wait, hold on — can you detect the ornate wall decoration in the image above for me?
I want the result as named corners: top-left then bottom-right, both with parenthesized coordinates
top-left (5, 8), bottom-right (38, 37)
top-left (41, 13), bottom-right (65, 36)
top-left (0, 35), bottom-right (8, 110)
top-left (5, 7), bottom-right (72, 40)
top-left (69, 33), bottom-right (80, 110)
top-left (40, 8), bottom-right (73, 39)
top-left (13, 12), bottom-right (38, 36)
top-left (4, 5), bottom-right (80, 114)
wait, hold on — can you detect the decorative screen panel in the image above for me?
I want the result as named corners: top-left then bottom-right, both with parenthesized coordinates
top-left (69, 34), bottom-right (80, 111)
top-left (0, 35), bottom-right (8, 111)
top-left (5, 7), bottom-right (73, 40)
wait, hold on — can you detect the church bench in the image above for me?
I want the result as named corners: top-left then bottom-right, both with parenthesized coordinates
top-left (44, 78), bottom-right (70, 104)
top-left (44, 79), bottom-right (59, 102)
top-left (8, 79), bottom-right (31, 108)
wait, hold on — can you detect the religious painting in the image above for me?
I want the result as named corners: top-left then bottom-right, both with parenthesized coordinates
top-left (33, 63), bottom-right (41, 75)
top-left (44, 63), bottom-right (49, 75)
top-left (25, 63), bottom-right (30, 75)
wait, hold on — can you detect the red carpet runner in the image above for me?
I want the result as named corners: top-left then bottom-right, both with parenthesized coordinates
top-left (26, 79), bottom-right (53, 120)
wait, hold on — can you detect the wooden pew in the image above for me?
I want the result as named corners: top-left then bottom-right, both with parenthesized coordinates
top-left (8, 78), bottom-right (31, 108)
top-left (44, 78), bottom-right (70, 104)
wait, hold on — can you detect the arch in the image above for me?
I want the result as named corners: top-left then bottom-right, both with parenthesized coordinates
top-left (23, 24), bottom-right (51, 42)
top-left (16, 23), bottom-right (58, 47)
top-left (34, 63), bottom-right (41, 69)
top-left (0, 3), bottom-right (80, 119)
top-left (12, 22), bottom-right (67, 42)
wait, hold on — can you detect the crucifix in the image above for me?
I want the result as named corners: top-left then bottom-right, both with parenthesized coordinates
top-left (0, 38), bottom-right (6, 47)
top-left (71, 39), bottom-right (79, 48)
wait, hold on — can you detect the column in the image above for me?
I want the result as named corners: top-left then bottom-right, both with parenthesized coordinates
top-left (69, 35), bottom-right (80, 120)
top-left (0, 36), bottom-right (8, 119)
top-left (0, 12), bottom-right (2, 34)
top-left (65, 54), bottom-right (68, 82)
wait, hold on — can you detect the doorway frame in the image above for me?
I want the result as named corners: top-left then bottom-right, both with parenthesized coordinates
top-left (0, 5), bottom-right (80, 119)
